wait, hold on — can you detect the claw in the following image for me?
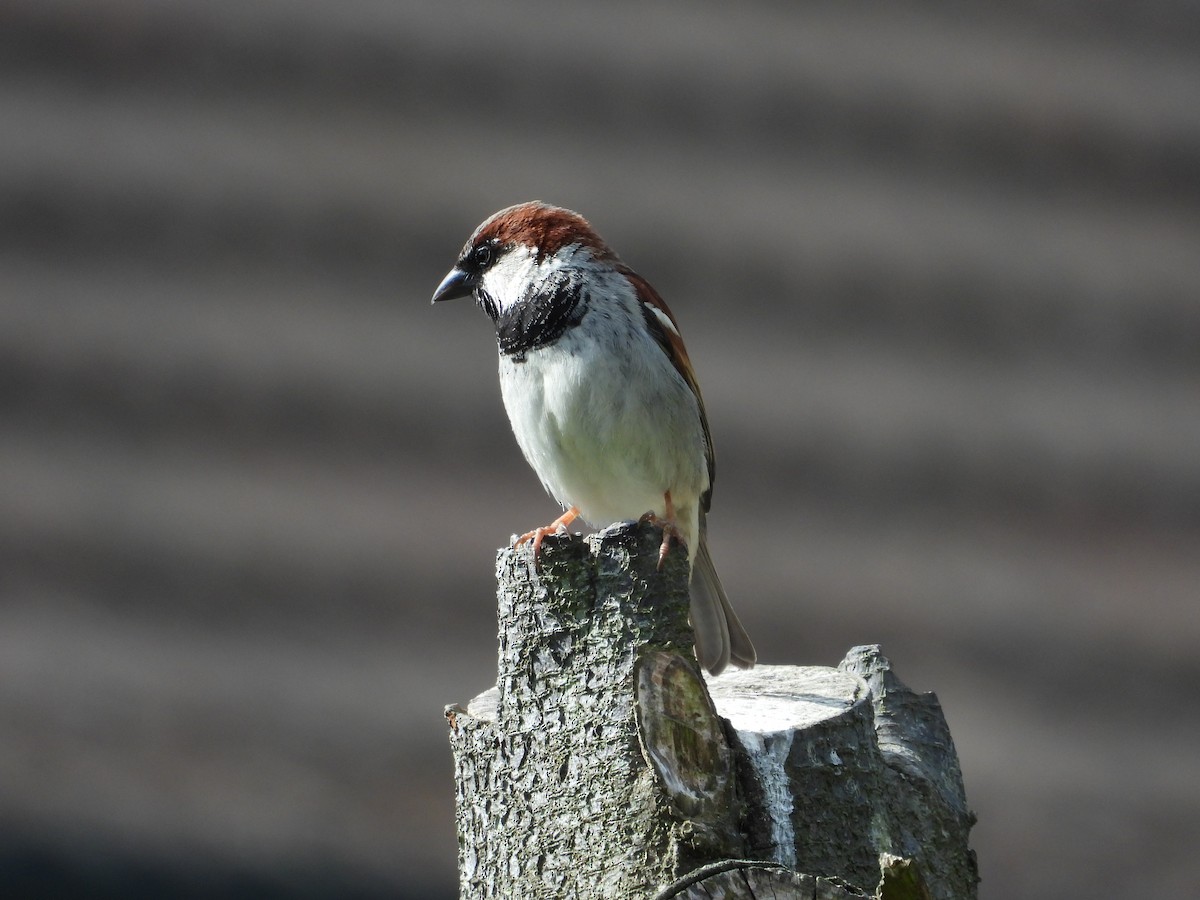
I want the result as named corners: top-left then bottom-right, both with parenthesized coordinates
top-left (515, 506), bottom-right (581, 562)
top-left (640, 492), bottom-right (681, 570)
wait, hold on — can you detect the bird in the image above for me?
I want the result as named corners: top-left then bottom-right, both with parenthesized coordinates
top-left (432, 201), bottom-right (755, 675)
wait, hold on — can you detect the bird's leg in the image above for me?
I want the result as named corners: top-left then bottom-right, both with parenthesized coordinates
top-left (515, 506), bottom-right (581, 560)
top-left (638, 491), bottom-right (682, 570)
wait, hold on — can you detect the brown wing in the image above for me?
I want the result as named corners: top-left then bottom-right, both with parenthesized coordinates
top-left (621, 265), bottom-right (716, 513)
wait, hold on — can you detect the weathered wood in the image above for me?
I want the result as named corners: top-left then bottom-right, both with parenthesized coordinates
top-left (446, 521), bottom-right (977, 899)
top-left (838, 649), bottom-right (977, 900)
top-left (654, 859), bottom-right (870, 899)
top-left (709, 655), bottom-right (976, 900)
top-left (446, 523), bottom-right (709, 899)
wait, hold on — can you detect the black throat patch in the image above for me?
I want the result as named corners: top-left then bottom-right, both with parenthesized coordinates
top-left (490, 268), bottom-right (586, 361)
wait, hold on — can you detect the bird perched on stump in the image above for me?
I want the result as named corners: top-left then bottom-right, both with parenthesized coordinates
top-left (433, 201), bottom-right (755, 675)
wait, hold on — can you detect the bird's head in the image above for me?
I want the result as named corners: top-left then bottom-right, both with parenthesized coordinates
top-left (431, 201), bottom-right (616, 321)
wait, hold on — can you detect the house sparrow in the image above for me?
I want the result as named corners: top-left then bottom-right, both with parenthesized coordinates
top-left (432, 201), bottom-right (755, 675)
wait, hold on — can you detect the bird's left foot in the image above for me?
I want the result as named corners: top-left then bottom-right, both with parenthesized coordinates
top-left (639, 492), bottom-right (683, 570)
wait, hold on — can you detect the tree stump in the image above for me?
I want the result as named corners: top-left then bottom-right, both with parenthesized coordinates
top-left (445, 521), bottom-right (977, 899)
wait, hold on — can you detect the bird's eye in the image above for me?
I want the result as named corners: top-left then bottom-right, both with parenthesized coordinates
top-left (473, 244), bottom-right (494, 269)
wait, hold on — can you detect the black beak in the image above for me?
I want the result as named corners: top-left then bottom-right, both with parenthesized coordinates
top-left (431, 266), bottom-right (475, 304)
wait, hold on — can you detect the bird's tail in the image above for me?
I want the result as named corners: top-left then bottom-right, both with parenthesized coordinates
top-left (690, 537), bottom-right (757, 675)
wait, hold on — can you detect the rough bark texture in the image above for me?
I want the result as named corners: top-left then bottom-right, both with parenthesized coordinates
top-left (708, 657), bottom-right (978, 900)
top-left (838, 648), bottom-right (979, 900)
top-left (446, 523), bottom-right (711, 899)
top-left (654, 860), bottom-right (870, 899)
top-left (446, 521), bottom-right (977, 899)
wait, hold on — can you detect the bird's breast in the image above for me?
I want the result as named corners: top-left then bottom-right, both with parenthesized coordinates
top-left (497, 318), bottom-right (708, 530)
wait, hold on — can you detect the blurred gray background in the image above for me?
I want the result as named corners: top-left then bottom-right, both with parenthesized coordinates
top-left (2, 1), bottom-right (1198, 898)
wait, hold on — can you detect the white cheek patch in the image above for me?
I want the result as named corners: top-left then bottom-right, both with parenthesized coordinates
top-left (481, 246), bottom-right (539, 315)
